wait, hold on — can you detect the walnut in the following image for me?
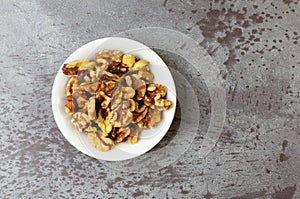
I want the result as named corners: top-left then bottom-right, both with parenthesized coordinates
top-left (134, 103), bottom-right (146, 113)
top-left (96, 91), bottom-right (111, 109)
top-left (110, 96), bottom-right (135, 127)
top-left (97, 110), bottom-right (113, 136)
top-left (148, 109), bottom-right (162, 127)
top-left (98, 71), bottom-right (120, 82)
top-left (121, 99), bottom-right (135, 112)
top-left (87, 132), bottom-right (114, 152)
top-left (62, 59), bottom-right (90, 75)
top-left (95, 50), bottom-right (123, 67)
top-left (104, 81), bottom-right (117, 97)
top-left (111, 106), bottom-right (133, 127)
top-left (85, 125), bottom-right (98, 134)
top-left (110, 88), bottom-right (123, 110)
top-left (122, 54), bottom-right (136, 67)
top-left (66, 76), bottom-right (77, 96)
top-left (107, 64), bottom-right (129, 76)
top-left (133, 107), bottom-right (148, 123)
top-left (78, 61), bottom-right (96, 71)
top-left (115, 127), bottom-right (131, 143)
top-left (71, 90), bottom-right (89, 113)
top-left (127, 135), bottom-right (138, 144)
top-left (65, 96), bottom-right (73, 114)
top-left (89, 68), bottom-right (97, 82)
top-left (147, 83), bottom-right (167, 97)
top-left (154, 95), bottom-right (172, 111)
top-left (137, 109), bottom-right (161, 128)
top-left (71, 112), bottom-right (90, 133)
top-left (138, 69), bottom-right (154, 83)
top-left (110, 125), bottom-right (140, 144)
top-left (131, 74), bottom-right (146, 100)
top-left (132, 59), bottom-right (149, 71)
top-left (88, 96), bottom-right (97, 121)
top-left (65, 77), bottom-right (76, 114)
top-left (144, 84), bottom-right (171, 110)
top-left (127, 124), bottom-right (141, 144)
top-left (73, 82), bottom-right (99, 95)
top-left (125, 76), bottom-right (132, 87)
top-left (101, 97), bottom-right (110, 109)
top-left (137, 117), bottom-right (149, 128)
top-left (76, 96), bottom-right (88, 109)
top-left (121, 87), bottom-right (135, 99)
top-left (144, 95), bottom-right (155, 109)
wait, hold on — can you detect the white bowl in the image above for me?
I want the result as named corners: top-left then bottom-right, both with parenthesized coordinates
top-left (51, 37), bottom-right (176, 161)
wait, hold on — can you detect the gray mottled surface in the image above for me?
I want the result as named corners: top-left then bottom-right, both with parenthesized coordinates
top-left (1, 0), bottom-right (300, 198)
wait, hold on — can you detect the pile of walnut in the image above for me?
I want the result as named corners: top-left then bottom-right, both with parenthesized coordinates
top-left (62, 50), bottom-right (172, 152)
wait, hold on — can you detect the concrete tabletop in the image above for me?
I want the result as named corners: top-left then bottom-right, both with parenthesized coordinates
top-left (1, 0), bottom-right (299, 198)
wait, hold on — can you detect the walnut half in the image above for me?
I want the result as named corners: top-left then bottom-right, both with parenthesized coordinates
top-left (87, 132), bottom-right (114, 152)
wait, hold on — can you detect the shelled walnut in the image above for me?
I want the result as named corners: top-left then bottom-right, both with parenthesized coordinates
top-left (62, 50), bottom-right (173, 152)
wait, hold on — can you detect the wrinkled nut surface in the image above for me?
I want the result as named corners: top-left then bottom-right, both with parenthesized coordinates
top-left (66, 76), bottom-right (77, 96)
top-left (121, 87), bottom-right (135, 99)
top-left (62, 50), bottom-right (173, 152)
top-left (111, 106), bottom-right (134, 127)
top-left (88, 132), bottom-right (114, 152)
top-left (144, 83), bottom-right (171, 110)
top-left (115, 127), bottom-right (131, 143)
top-left (85, 125), bottom-right (98, 134)
top-left (137, 109), bottom-right (161, 128)
top-left (125, 76), bottom-right (132, 87)
top-left (88, 96), bottom-right (97, 121)
top-left (127, 124), bottom-right (140, 144)
top-left (97, 110), bottom-right (113, 136)
top-left (65, 99), bottom-right (73, 114)
top-left (78, 61), bottom-right (96, 71)
top-left (62, 59), bottom-right (90, 75)
top-left (132, 59), bottom-right (149, 70)
top-left (95, 50), bottom-right (123, 66)
top-left (148, 109), bottom-right (162, 127)
top-left (131, 75), bottom-right (146, 100)
top-left (138, 69), bottom-right (154, 83)
top-left (133, 107), bottom-right (148, 123)
top-left (122, 54), bottom-right (136, 67)
top-left (71, 112), bottom-right (90, 133)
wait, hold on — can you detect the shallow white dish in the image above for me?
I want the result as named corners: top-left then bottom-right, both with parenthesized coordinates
top-left (51, 37), bottom-right (176, 161)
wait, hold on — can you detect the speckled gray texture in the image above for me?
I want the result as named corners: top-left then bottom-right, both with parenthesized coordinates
top-left (1, 0), bottom-right (300, 198)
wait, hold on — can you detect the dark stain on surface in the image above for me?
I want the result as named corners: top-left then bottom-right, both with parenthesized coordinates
top-left (196, 1), bottom-right (276, 70)
top-left (230, 81), bottom-right (239, 101)
top-left (230, 189), bottom-right (267, 199)
top-left (283, 0), bottom-right (293, 5)
top-left (106, 177), bottom-right (124, 189)
top-left (279, 153), bottom-right (289, 162)
top-left (282, 140), bottom-right (288, 152)
top-left (218, 28), bottom-right (243, 47)
top-left (249, 13), bottom-right (264, 23)
top-left (163, 0), bottom-right (168, 7)
top-left (219, 130), bottom-right (237, 143)
top-left (204, 191), bottom-right (214, 199)
top-left (132, 189), bottom-right (145, 197)
top-left (191, 9), bottom-right (197, 14)
top-left (271, 185), bottom-right (297, 199)
top-left (197, 4), bottom-right (266, 68)
top-left (231, 185), bottom-right (297, 199)
top-left (179, 186), bottom-right (189, 194)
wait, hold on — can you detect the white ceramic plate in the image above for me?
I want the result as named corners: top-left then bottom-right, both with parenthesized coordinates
top-left (52, 37), bottom-right (176, 161)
